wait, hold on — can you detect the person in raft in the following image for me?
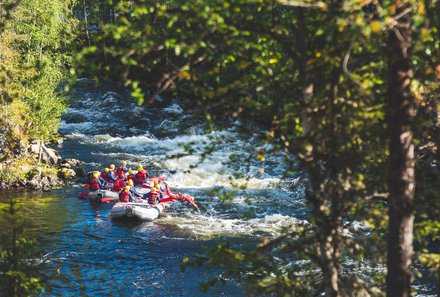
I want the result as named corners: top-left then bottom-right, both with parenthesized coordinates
top-left (153, 180), bottom-right (166, 192)
top-left (147, 187), bottom-right (160, 205)
top-left (119, 185), bottom-right (134, 202)
top-left (112, 177), bottom-right (126, 192)
top-left (100, 168), bottom-right (110, 182)
top-left (127, 169), bottom-right (135, 184)
top-left (106, 164), bottom-right (117, 183)
top-left (90, 172), bottom-right (107, 191)
top-left (134, 165), bottom-right (148, 185)
top-left (127, 179), bottom-right (142, 198)
top-left (116, 161), bottom-right (129, 179)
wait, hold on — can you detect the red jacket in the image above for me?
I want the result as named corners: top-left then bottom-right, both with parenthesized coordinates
top-left (100, 172), bottom-right (110, 182)
top-left (90, 178), bottom-right (100, 191)
top-left (112, 179), bottom-right (126, 192)
top-left (116, 166), bottom-right (125, 179)
top-left (135, 170), bottom-right (148, 184)
top-left (119, 189), bottom-right (132, 202)
top-left (127, 174), bottom-right (135, 184)
top-left (147, 191), bottom-right (159, 204)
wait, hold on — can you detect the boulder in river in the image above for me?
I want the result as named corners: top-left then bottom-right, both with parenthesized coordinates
top-left (27, 166), bottom-right (64, 190)
top-left (60, 158), bottom-right (84, 178)
top-left (60, 158), bottom-right (81, 168)
top-left (74, 167), bottom-right (86, 178)
top-left (29, 141), bottom-right (60, 165)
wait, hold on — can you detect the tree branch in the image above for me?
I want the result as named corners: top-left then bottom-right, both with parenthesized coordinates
top-left (276, 0), bottom-right (327, 10)
top-left (342, 43), bottom-right (362, 87)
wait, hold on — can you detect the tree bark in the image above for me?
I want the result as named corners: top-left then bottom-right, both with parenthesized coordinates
top-left (386, 2), bottom-right (415, 297)
top-left (319, 217), bottom-right (340, 297)
top-left (83, 0), bottom-right (91, 46)
top-left (297, 8), bottom-right (313, 135)
top-left (297, 7), bottom-right (340, 296)
top-left (308, 171), bottom-right (341, 297)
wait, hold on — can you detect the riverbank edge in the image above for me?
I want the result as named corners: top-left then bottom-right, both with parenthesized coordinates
top-left (0, 140), bottom-right (85, 191)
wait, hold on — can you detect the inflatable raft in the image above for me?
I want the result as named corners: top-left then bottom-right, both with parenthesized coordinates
top-left (78, 186), bottom-right (151, 203)
top-left (85, 189), bottom-right (119, 202)
top-left (110, 201), bottom-right (165, 221)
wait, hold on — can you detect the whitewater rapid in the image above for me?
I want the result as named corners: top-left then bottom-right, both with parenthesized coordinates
top-left (60, 79), bottom-right (307, 239)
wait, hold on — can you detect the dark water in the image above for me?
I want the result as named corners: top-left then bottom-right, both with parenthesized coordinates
top-left (0, 79), bottom-right (307, 296)
top-left (0, 190), bottom-right (241, 296)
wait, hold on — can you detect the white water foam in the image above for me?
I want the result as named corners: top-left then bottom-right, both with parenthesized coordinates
top-left (163, 102), bottom-right (183, 114)
top-left (158, 212), bottom-right (307, 239)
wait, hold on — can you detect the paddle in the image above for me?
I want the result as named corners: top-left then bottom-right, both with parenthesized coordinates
top-left (77, 192), bottom-right (88, 200)
top-left (158, 197), bottom-right (175, 203)
top-left (147, 176), bottom-right (165, 182)
top-left (101, 197), bottom-right (119, 203)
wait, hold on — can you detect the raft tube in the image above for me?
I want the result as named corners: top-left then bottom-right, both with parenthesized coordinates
top-left (87, 189), bottom-right (119, 202)
top-left (110, 202), bottom-right (165, 221)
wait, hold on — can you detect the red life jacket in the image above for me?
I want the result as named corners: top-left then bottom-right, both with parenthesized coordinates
top-left (90, 178), bottom-right (100, 191)
top-left (119, 190), bottom-right (130, 202)
top-left (116, 166), bottom-right (125, 179)
top-left (148, 191), bottom-right (158, 204)
top-left (112, 179), bottom-right (126, 192)
top-left (135, 171), bottom-right (147, 184)
top-left (100, 172), bottom-right (110, 182)
top-left (127, 174), bottom-right (135, 184)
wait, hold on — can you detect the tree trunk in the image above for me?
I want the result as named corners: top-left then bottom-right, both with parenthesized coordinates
top-left (297, 8), bottom-right (313, 135)
top-left (297, 8), bottom-right (340, 296)
top-left (83, 0), bottom-right (91, 46)
top-left (386, 2), bottom-right (415, 297)
top-left (308, 168), bottom-right (341, 297)
top-left (319, 219), bottom-right (340, 297)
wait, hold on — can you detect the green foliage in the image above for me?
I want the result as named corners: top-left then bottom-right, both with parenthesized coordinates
top-left (77, 0), bottom-right (439, 295)
top-left (0, 198), bottom-right (43, 297)
top-left (0, 0), bottom-right (79, 142)
top-left (0, 1), bottom-right (17, 31)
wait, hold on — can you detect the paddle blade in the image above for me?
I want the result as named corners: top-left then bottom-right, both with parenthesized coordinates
top-left (159, 197), bottom-right (175, 203)
top-left (147, 176), bottom-right (165, 182)
top-left (101, 197), bottom-right (119, 203)
top-left (77, 192), bottom-right (88, 200)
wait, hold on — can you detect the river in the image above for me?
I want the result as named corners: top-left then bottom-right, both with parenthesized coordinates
top-left (0, 79), bottom-right (307, 296)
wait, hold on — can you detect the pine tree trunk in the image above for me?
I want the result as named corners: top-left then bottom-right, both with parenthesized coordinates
top-left (297, 8), bottom-right (340, 295)
top-left (386, 2), bottom-right (415, 297)
top-left (83, 0), bottom-right (91, 46)
top-left (319, 224), bottom-right (340, 297)
top-left (308, 170), bottom-right (341, 297)
top-left (297, 8), bottom-right (313, 135)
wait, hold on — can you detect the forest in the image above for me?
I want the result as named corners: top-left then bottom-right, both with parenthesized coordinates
top-left (0, 0), bottom-right (439, 296)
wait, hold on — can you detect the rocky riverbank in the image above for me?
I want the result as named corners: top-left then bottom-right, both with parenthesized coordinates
top-left (0, 140), bottom-right (85, 191)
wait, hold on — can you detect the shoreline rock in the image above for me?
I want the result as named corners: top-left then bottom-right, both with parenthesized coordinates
top-left (0, 141), bottom-right (85, 191)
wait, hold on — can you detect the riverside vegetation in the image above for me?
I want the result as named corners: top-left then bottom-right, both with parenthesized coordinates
top-left (0, 0), bottom-right (80, 191)
top-left (0, 1), bottom-right (80, 295)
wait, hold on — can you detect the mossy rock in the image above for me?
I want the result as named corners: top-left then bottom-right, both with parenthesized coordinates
top-left (27, 167), bottom-right (42, 179)
top-left (58, 168), bottom-right (76, 180)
